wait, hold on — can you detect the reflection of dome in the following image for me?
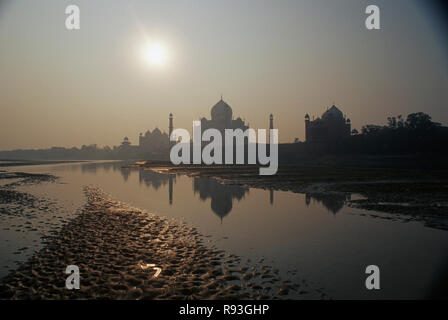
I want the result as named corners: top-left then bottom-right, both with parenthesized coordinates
top-left (211, 99), bottom-right (232, 122)
top-left (194, 177), bottom-right (248, 223)
top-left (305, 192), bottom-right (351, 215)
top-left (211, 196), bottom-right (232, 220)
top-left (322, 105), bottom-right (343, 120)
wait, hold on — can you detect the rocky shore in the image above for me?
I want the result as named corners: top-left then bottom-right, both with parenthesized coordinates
top-left (0, 170), bottom-right (68, 274)
top-left (0, 186), bottom-right (319, 300)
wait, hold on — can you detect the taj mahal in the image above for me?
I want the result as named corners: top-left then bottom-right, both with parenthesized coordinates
top-left (121, 99), bottom-right (351, 159)
top-left (134, 98), bottom-right (270, 157)
top-left (200, 97), bottom-right (250, 134)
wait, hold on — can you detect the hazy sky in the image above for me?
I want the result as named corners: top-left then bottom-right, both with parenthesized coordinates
top-left (0, 0), bottom-right (447, 149)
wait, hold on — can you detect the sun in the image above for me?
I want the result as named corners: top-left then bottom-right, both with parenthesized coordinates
top-left (142, 42), bottom-right (168, 68)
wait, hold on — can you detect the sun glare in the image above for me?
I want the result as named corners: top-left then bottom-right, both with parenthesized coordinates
top-left (142, 42), bottom-right (168, 68)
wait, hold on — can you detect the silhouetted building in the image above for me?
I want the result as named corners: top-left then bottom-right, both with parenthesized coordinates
top-left (139, 128), bottom-right (169, 153)
top-left (121, 136), bottom-right (131, 146)
top-left (137, 113), bottom-right (174, 158)
top-left (305, 105), bottom-right (351, 143)
top-left (200, 97), bottom-right (249, 135)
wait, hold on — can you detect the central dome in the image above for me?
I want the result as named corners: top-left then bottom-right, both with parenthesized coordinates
top-left (211, 99), bottom-right (233, 122)
top-left (322, 105), bottom-right (344, 120)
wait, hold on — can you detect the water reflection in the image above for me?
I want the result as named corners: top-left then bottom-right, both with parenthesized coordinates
top-left (72, 162), bottom-right (353, 219)
top-left (193, 178), bottom-right (249, 222)
top-left (80, 162), bottom-right (252, 221)
top-left (59, 161), bottom-right (128, 174)
top-left (121, 167), bottom-right (131, 181)
top-left (305, 193), bottom-right (352, 215)
top-left (139, 169), bottom-right (176, 205)
top-left (138, 169), bottom-right (174, 191)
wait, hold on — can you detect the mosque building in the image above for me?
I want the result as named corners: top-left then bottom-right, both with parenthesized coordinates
top-left (138, 113), bottom-right (173, 156)
top-left (138, 127), bottom-right (170, 154)
top-left (305, 104), bottom-right (351, 143)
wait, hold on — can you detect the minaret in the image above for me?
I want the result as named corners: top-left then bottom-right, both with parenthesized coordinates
top-left (269, 114), bottom-right (274, 144)
top-left (169, 113), bottom-right (173, 140)
top-left (305, 114), bottom-right (310, 142)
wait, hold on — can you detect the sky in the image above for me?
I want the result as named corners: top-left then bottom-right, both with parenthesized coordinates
top-left (0, 0), bottom-right (447, 149)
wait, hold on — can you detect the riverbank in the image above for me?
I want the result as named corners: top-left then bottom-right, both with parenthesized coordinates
top-left (0, 170), bottom-right (76, 278)
top-left (129, 162), bottom-right (448, 231)
top-left (0, 160), bottom-right (87, 168)
top-left (0, 186), bottom-right (320, 299)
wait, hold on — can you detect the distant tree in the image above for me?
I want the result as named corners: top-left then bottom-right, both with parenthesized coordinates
top-left (387, 116), bottom-right (397, 129)
top-left (397, 115), bottom-right (405, 128)
top-left (405, 112), bottom-right (440, 132)
top-left (350, 111), bottom-right (447, 155)
top-left (361, 125), bottom-right (382, 135)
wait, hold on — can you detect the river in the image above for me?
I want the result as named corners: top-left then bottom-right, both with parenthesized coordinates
top-left (1, 160), bottom-right (447, 299)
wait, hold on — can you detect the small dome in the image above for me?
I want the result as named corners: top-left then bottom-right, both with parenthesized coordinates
top-left (322, 105), bottom-right (343, 120)
top-left (211, 99), bottom-right (232, 121)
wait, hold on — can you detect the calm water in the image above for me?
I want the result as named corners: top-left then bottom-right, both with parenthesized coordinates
top-left (2, 161), bottom-right (448, 299)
